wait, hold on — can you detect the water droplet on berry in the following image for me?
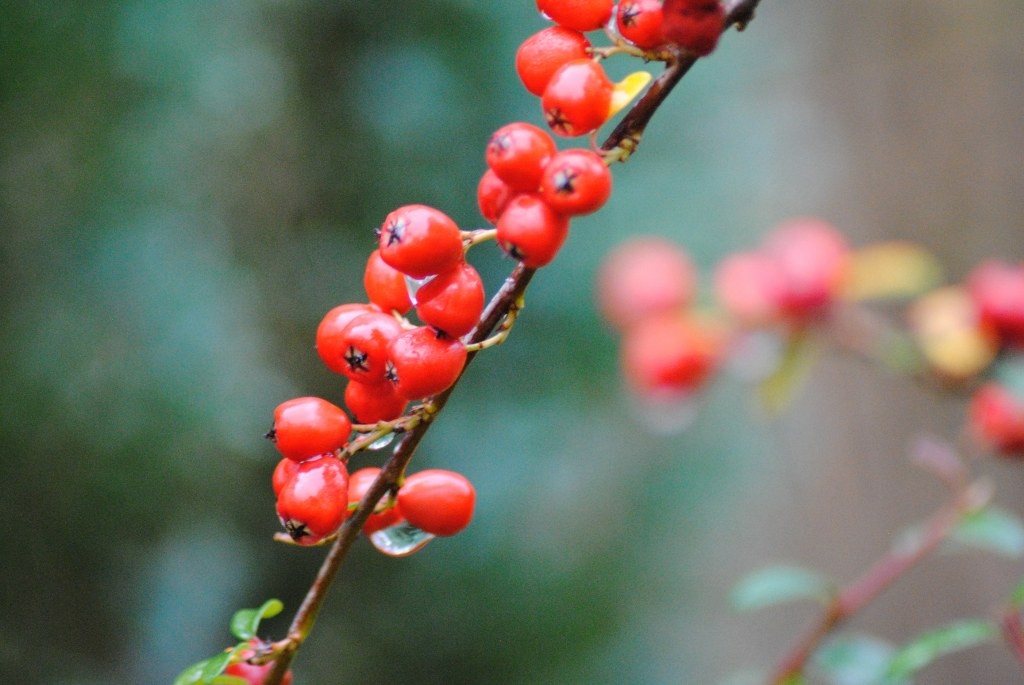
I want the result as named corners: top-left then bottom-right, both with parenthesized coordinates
top-left (368, 432), bottom-right (396, 451)
top-left (404, 275), bottom-right (434, 306)
top-left (368, 521), bottom-right (435, 556)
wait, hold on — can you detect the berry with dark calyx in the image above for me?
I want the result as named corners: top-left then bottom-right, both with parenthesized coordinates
top-left (968, 382), bottom-right (1024, 457)
top-left (539, 148), bottom-right (612, 216)
top-left (496, 193), bottom-right (571, 268)
top-left (397, 469), bottom-right (476, 537)
top-left (620, 312), bottom-right (724, 397)
top-left (617, 0), bottom-right (666, 50)
top-left (348, 467), bottom-right (403, 534)
top-left (270, 396), bottom-right (352, 462)
top-left (415, 261), bottom-right (486, 338)
top-left (597, 236), bottom-right (696, 331)
top-left (967, 260), bottom-right (1024, 347)
top-left (225, 640), bottom-right (294, 685)
top-left (385, 326), bottom-right (468, 400)
top-left (763, 217), bottom-right (850, 322)
top-left (336, 311), bottom-right (405, 384)
top-left (364, 249), bottom-right (413, 315)
top-left (316, 303), bottom-right (381, 375)
top-left (379, 204), bottom-right (464, 279)
top-left (344, 379), bottom-right (408, 424)
top-left (537, 0), bottom-right (614, 32)
top-left (272, 457), bottom-right (300, 497)
top-left (541, 58), bottom-right (614, 137)
top-left (516, 26), bottom-right (592, 97)
top-left (486, 122), bottom-right (557, 193)
top-left (661, 0), bottom-right (725, 57)
top-left (275, 455), bottom-right (350, 546)
top-left (477, 168), bottom-right (516, 225)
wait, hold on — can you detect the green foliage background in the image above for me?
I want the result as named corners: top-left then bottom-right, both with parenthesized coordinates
top-left (1, 1), bottom-right (1021, 684)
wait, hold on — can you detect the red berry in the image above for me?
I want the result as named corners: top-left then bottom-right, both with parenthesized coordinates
top-left (496, 193), bottom-right (571, 268)
top-left (316, 303), bottom-right (381, 375)
top-left (477, 168), bottom-right (516, 225)
top-left (344, 379), bottom-right (408, 424)
top-left (486, 122), bottom-right (557, 193)
top-left (397, 469), bottom-right (476, 537)
top-left (336, 311), bottom-right (405, 384)
top-left (415, 262), bottom-right (486, 338)
top-left (967, 260), bottom-right (1024, 346)
top-left (386, 326), bottom-right (468, 400)
top-left (224, 641), bottom-right (294, 685)
top-left (516, 26), bottom-right (592, 97)
top-left (348, 467), bottom-right (403, 534)
top-left (661, 0), bottom-right (725, 56)
top-left (597, 237), bottom-right (696, 331)
top-left (617, 0), bottom-right (665, 49)
top-left (539, 148), bottom-right (612, 216)
top-left (542, 58), bottom-right (614, 137)
top-left (763, 218), bottom-right (850, 321)
top-left (713, 251), bottom-right (786, 326)
top-left (537, 0), bottom-right (614, 32)
top-left (276, 455), bottom-right (350, 545)
top-left (364, 249), bottom-right (413, 315)
top-left (620, 312), bottom-right (723, 396)
top-left (378, 204), bottom-right (464, 279)
top-left (269, 397), bottom-right (352, 462)
top-left (968, 382), bottom-right (1024, 457)
top-left (272, 457), bottom-right (300, 497)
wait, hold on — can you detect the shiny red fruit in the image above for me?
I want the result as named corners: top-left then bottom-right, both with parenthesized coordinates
top-left (496, 193), bottom-right (571, 268)
top-left (336, 311), bottom-right (404, 384)
top-left (269, 397), bottom-right (352, 462)
top-left (344, 379), bottom-right (407, 424)
top-left (967, 260), bottom-right (1024, 346)
top-left (397, 469), bottom-right (476, 537)
top-left (539, 148), bottom-right (612, 216)
top-left (348, 467), bottom-right (404, 535)
top-left (272, 457), bottom-right (300, 497)
top-left (516, 26), bottom-right (592, 97)
top-left (763, 217), bottom-right (850, 321)
top-left (597, 237), bottom-right (696, 331)
top-left (486, 122), bottom-right (557, 193)
top-left (541, 59), bottom-right (614, 137)
top-left (537, 0), bottom-right (614, 31)
top-left (477, 168), bottom-right (516, 225)
top-left (276, 456), bottom-right (350, 545)
top-left (224, 641), bottom-right (294, 685)
top-left (385, 326), bottom-right (468, 400)
top-left (617, 0), bottom-right (665, 49)
top-left (378, 204), bottom-right (464, 279)
top-left (661, 0), bottom-right (725, 56)
top-left (968, 382), bottom-right (1024, 457)
top-left (364, 249), bottom-right (413, 315)
top-left (415, 262), bottom-right (486, 338)
top-left (316, 303), bottom-right (381, 375)
top-left (620, 312), bottom-right (723, 396)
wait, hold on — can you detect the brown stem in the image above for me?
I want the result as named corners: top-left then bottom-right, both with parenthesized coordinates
top-left (766, 479), bottom-right (990, 685)
top-left (262, 4), bottom-right (762, 682)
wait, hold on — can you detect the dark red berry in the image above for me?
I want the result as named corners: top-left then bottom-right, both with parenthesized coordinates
top-left (397, 469), bottom-right (476, 537)
top-left (516, 26), bottom-right (592, 97)
top-left (539, 148), bottom-right (612, 216)
top-left (415, 262), bottom-right (486, 338)
top-left (364, 249), bottom-right (413, 315)
top-left (316, 303), bottom-right (381, 375)
top-left (541, 58), bottom-right (614, 137)
top-left (617, 0), bottom-right (665, 50)
top-left (270, 397), bottom-right (352, 462)
top-left (497, 193), bottom-right (571, 268)
top-left (336, 311), bottom-right (405, 384)
top-left (276, 455), bottom-right (350, 545)
top-left (477, 169), bottom-right (516, 225)
top-left (537, 0), bottom-right (614, 32)
top-left (385, 326), bottom-right (468, 400)
top-left (379, 204), bottom-right (464, 279)
top-left (344, 379), bottom-right (408, 424)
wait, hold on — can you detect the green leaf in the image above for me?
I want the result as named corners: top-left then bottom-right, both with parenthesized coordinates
top-left (757, 332), bottom-right (820, 415)
top-left (230, 598), bottom-right (284, 640)
top-left (812, 633), bottom-right (895, 685)
top-left (949, 507), bottom-right (1024, 558)
top-left (882, 619), bottom-right (998, 683)
top-left (731, 565), bottom-right (834, 612)
top-left (199, 651), bottom-right (233, 682)
top-left (210, 677), bottom-right (249, 685)
top-left (173, 660), bottom-right (210, 685)
top-left (1011, 575), bottom-right (1024, 608)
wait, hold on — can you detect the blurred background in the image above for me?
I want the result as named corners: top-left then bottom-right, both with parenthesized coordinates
top-left (1, 1), bottom-right (1022, 683)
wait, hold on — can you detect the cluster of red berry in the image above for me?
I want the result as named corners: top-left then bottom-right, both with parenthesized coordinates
top-left (598, 220), bottom-right (1024, 458)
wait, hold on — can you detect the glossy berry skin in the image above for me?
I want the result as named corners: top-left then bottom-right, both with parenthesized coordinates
top-left (486, 122), bottom-right (557, 193)
top-left (316, 303), bottom-right (381, 375)
top-left (477, 168), bottom-right (516, 224)
top-left (968, 382), bottom-right (1024, 457)
top-left (386, 326), bottom-right (468, 400)
top-left (344, 379), bottom-right (407, 424)
top-left (516, 26), bottom-right (592, 97)
top-left (539, 148), bottom-right (612, 216)
top-left (364, 249), bottom-right (413, 315)
top-left (272, 457), bottom-right (300, 497)
top-left (713, 251), bottom-right (786, 326)
top-left (537, 0), bottom-right (614, 32)
top-left (763, 218), bottom-right (850, 321)
top-left (541, 59), bottom-right (614, 137)
top-left (336, 311), bottom-right (405, 384)
top-left (617, 0), bottom-right (665, 50)
top-left (276, 456), bottom-right (350, 545)
top-left (397, 469), bottom-right (476, 537)
top-left (620, 312), bottom-right (723, 396)
top-left (270, 396), bottom-right (352, 462)
top-left (597, 237), bottom-right (696, 331)
top-left (225, 641), bottom-right (294, 685)
top-left (661, 0), bottom-right (725, 57)
top-left (415, 262), bottom-right (486, 338)
top-left (348, 467), bottom-right (403, 535)
top-left (379, 204), bottom-right (464, 279)
top-left (967, 260), bottom-right (1024, 346)
top-left (496, 193), bottom-right (571, 268)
